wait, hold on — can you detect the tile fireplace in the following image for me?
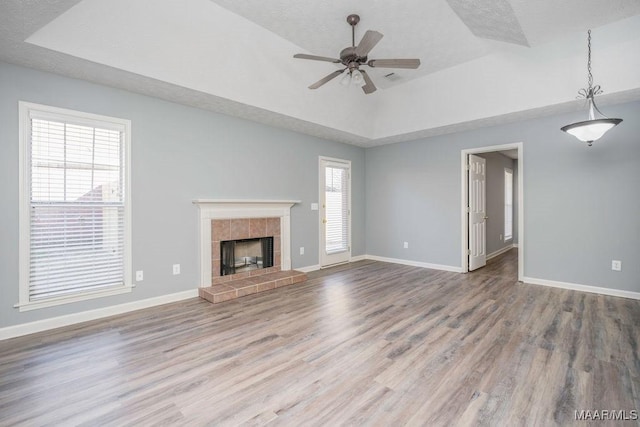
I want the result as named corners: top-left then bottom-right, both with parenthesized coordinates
top-left (193, 200), bottom-right (306, 303)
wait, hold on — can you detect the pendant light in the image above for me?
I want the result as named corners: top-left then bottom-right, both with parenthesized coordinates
top-left (561, 30), bottom-right (622, 146)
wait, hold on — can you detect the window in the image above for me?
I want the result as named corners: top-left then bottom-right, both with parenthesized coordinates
top-left (324, 164), bottom-right (349, 254)
top-left (18, 102), bottom-right (131, 311)
top-left (504, 168), bottom-right (513, 241)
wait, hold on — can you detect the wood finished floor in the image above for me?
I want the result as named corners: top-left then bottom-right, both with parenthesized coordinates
top-left (1, 249), bottom-right (639, 426)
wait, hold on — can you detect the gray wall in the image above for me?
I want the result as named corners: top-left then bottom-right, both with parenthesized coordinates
top-left (2, 59), bottom-right (639, 330)
top-left (0, 61), bottom-right (365, 328)
top-left (476, 152), bottom-right (516, 255)
top-left (366, 100), bottom-right (640, 293)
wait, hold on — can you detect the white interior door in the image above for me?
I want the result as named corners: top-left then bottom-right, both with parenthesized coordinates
top-left (468, 154), bottom-right (487, 271)
top-left (319, 158), bottom-right (351, 267)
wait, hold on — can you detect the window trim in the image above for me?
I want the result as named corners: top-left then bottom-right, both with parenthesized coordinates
top-left (504, 167), bottom-right (513, 242)
top-left (16, 101), bottom-right (132, 311)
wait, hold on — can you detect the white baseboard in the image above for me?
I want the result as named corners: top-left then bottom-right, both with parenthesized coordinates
top-left (296, 255), bottom-right (367, 273)
top-left (0, 289), bottom-right (199, 341)
top-left (300, 254), bottom-right (462, 273)
top-left (487, 244), bottom-right (516, 261)
top-left (365, 255), bottom-right (463, 273)
top-left (296, 264), bottom-right (320, 273)
top-left (522, 277), bottom-right (640, 300)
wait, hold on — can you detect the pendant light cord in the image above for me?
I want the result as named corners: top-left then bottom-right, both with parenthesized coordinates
top-left (578, 30), bottom-right (602, 102)
top-left (586, 30), bottom-right (593, 91)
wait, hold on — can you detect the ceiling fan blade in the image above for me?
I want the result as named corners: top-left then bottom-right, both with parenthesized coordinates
top-left (360, 70), bottom-right (377, 94)
top-left (308, 69), bottom-right (345, 89)
top-left (368, 58), bottom-right (421, 69)
top-left (355, 30), bottom-right (383, 58)
top-left (294, 53), bottom-right (341, 63)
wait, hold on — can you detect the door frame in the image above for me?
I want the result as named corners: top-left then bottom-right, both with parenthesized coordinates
top-left (460, 142), bottom-right (524, 281)
top-left (318, 156), bottom-right (352, 267)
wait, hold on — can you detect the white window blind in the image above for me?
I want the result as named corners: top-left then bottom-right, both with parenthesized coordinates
top-left (325, 165), bottom-right (349, 254)
top-left (504, 168), bottom-right (513, 241)
top-left (20, 103), bottom-right (131, 308)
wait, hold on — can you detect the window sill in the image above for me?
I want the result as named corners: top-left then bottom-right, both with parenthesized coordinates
top-left (14, 285), bottom-right (133, 312)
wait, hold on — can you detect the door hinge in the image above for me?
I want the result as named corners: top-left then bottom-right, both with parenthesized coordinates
top-left (466, 249), bottom-right (470, 255)
top-left (466, 164), bottom-right (470, 171)
top-left (466, 206), bottom-right (470, 213)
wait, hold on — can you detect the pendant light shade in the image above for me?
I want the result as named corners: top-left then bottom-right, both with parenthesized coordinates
top-left (561, 30), bottom-right (622, 146)
top-left (561, 118), bottom-right (622, 143)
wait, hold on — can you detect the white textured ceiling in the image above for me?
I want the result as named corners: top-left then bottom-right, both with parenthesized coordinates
top-left (1, 0), bottom-right (640, 147)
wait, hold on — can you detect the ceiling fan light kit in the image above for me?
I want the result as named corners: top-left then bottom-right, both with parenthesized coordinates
top-left (561, 30), bottom-right (622, 146)
top-left (293, 14), bottom-right (421, 94)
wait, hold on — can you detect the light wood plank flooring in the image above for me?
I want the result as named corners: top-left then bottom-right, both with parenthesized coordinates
top-left (1, 250), bottom-right (638, 426)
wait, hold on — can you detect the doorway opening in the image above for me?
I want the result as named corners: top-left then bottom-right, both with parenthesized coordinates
top-left (460, 143), bottom-right (523, 281)
top-left (319, 157), bottom-right (351, 268)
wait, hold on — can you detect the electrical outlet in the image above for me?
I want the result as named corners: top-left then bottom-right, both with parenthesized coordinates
top-left (173, 264), bottom-right (181, 275)
top-left (403, 242), bottom-right (409, 249)
top-left (300, 247), bottom-right (305, 255)
top-left (135, 270), bottom-right (143, 281)
top-left (311, 203), bottom-right (318, 211)
top-left (611, 260), bottom-right (622, 271)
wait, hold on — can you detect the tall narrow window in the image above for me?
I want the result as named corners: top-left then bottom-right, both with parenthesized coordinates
top-left (18, 102), bottom-right (131, 311)
top-left (504, 168), bottom-right (513, 241)
top-left (325, 165), bottom-right (349, 254)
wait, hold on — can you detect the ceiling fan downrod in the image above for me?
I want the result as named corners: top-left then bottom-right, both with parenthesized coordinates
top-left (347, 14), bottom-right (360, 47)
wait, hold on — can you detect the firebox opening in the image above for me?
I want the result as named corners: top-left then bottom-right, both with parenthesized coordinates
top-left (220, 237), bottom-right (274, 276)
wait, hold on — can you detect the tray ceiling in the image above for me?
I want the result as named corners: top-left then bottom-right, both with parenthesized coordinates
top-left (1, 0), bottom-right (639, 146)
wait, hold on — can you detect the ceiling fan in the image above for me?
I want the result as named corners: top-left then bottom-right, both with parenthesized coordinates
top-left (293, 14), bottom-right (421, 94)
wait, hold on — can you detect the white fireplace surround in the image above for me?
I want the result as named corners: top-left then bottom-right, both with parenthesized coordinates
top-left (193, 199), bottom-right (300, 287)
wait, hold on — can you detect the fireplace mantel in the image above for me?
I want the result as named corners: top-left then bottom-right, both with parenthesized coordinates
top-left (193, 199), bottom-right (300, 287)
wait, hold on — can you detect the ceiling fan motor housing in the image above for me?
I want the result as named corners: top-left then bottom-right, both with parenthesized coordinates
top-left (340, 47), bottom-right (366, 67)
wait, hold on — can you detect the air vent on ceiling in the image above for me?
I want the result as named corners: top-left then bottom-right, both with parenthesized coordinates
top-left (383, 72), bottom-right (402, 82)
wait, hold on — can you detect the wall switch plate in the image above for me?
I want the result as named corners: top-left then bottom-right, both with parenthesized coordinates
top-left (311, 203), bottom-right (318, 211)
top-left (300, 247), bottom-right (305, 255)
top-left (612, 260), bottom-right (622, 271)
top-left (173, 264), bottom-right (181, 275)
top-left (135, 270), bottom-right (143, 281)
top-left (500, 234), bottom-right (503, 241)
top-left (403, 242), bottom-right (409, 249)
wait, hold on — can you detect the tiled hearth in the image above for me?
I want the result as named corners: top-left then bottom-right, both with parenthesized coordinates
top-left (193, 200), bottom-right (306, 305)
top-left (199, 270), bottom-right (307, 304)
